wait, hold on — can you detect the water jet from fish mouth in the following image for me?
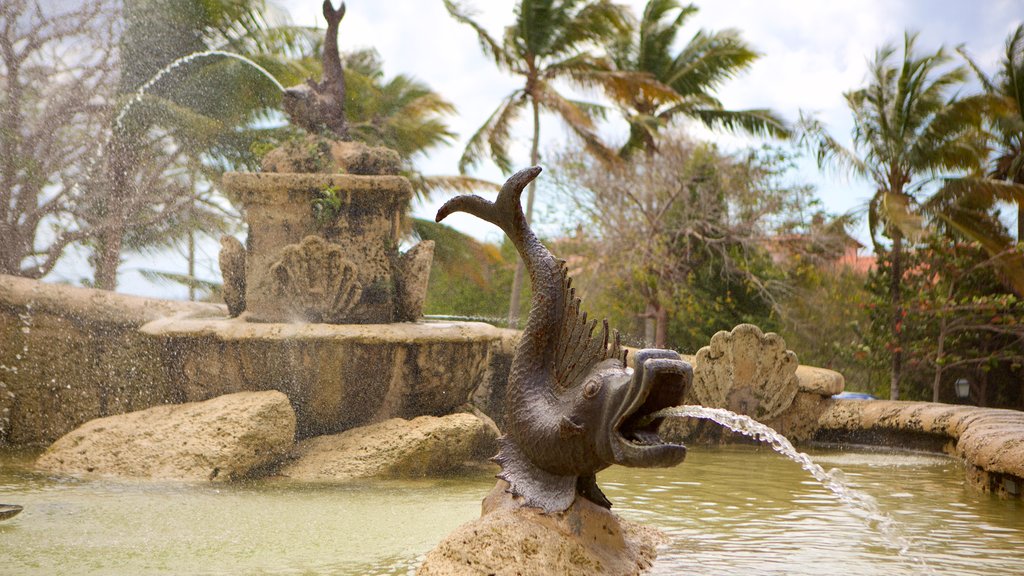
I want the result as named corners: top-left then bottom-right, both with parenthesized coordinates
top-left (642, 405), bottom-right (935, 575)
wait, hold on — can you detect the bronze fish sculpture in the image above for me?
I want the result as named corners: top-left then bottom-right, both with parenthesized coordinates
top-left (282, 0), bottom-right (350, 139)
top-left (436, 166), bottom-right (691, 513)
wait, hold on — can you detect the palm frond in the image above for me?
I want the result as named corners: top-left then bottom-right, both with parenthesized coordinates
top-left (797, 113), bottom-right (870, 178)
top-left (459, 92), bottom-right (526, 174)
top-left (690, 107), bottom-right (791, 139)
top-left (443, 0), bottom-right (512, 69)
top-left (404, 173), bottom-right (501, 198)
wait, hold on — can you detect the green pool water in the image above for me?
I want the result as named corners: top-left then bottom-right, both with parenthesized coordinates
top-left (1, 445), bottom-right (1021, 575)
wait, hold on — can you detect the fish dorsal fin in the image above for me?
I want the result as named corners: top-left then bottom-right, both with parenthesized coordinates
top-left (552, 265), bottom-right (623, 390)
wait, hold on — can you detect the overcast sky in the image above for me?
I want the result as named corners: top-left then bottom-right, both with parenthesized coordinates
top-left (82, 0), bottom-right (1022, 298)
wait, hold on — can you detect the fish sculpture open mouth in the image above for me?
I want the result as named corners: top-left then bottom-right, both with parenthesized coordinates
top-left (613, 354), bottom-right (691, 466)
top-left (436, 165), bottom-right (692, 514)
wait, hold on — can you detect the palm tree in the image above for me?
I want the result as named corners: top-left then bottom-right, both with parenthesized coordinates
top-left (951, 25), bottom-right (1024, 251)
top-left (801, 32), bottom-right (988, 400)
top-left (444, 0), bottom-right (633, 327)
top-left (608, 0), bottom-right (789, 157)
top-left (969, 26), bottom-right (1024, 237)
top-left (341, 49), bottom-right (493, 199)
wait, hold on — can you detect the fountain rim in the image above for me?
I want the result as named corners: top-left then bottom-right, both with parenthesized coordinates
top-left (139, 314), bottom-right (509, 343)
top-left (223, 172), bottom-right (412, 206)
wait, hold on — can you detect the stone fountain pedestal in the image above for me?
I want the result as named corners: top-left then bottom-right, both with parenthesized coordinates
top-left (226, 170), bottom-right (430, 324)
top-left (171, 138), bottom-right (494, 438)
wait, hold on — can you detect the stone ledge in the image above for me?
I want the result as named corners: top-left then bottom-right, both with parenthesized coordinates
top-left (816, 399), bottom-right (1024, 498)
top-left (794, 365), bottom-right (845, 396)
top-left (140, 315), bottom-right (505, 344)
top-left (276, 413), bottom-right (497, 481)
top-left (0, 274), bottom-right (222, 326)
top-left (35, 391), bottom-right (296, 481)
top-left (224, 172), bottom-right (412, 207)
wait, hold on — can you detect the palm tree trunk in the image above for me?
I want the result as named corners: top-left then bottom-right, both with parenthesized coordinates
top-left (889, 232), bottom-right (904, 400)
top-left (93, 138), bottom-right (135, 291)
top-left (1017, 203), bottom-right (1022, 245)
top-left (506, 97), bottom-right (541, 328)
top-left (187, 229), bottom-right (196, 302)
top-left (931, 323), bottom-right (946, 403)
top-left (654, 303), bottom-right (668, 348)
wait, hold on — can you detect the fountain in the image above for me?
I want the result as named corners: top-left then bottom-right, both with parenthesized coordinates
top-left (132, 0), bottom-right (507, 439)
top-left (1, 2), bottom-right (1024, 575)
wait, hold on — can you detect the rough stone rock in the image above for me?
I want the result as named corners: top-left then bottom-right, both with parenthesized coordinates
top-left (817, 399), bottom-right (1024, 499)
top-left (394, 240), bottom-right (435, 322)
top-left (35, 391), bottom-right (296, 481)
top-left (689, 324), bottom-right (800, 421)
top-left (261, 135), bottom-right (402, 175)
top-left (277, 413), bottom-right (498, 481)
top-left (794, 364), bottom-right (845, 396)
top-left (417, 481), bottom-right (665, 576)
top-left (328, 140), bottom-right (403, 175)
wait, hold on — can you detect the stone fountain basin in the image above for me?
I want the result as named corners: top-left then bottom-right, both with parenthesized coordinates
top-left (140, 315), bottom-right (504, 438)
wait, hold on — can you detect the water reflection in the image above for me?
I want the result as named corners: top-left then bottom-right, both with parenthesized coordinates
top-left (600, 445), bottom-right (1023, 576)
top-left (1, 446), bottom-right (1021, 575)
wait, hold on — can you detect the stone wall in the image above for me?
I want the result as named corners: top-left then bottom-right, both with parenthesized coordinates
top-left (0, 275), bottom-right (220, 446)
top-left (141, 316), bottom-right (502, 438)
top-left (0, 275), bottom-right (507, 446)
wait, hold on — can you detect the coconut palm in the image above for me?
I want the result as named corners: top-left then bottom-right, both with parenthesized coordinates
top-left (951, 25), bottom-right (1024, 246)
top-left (608, 0), bottom-right (789, 157)
top-left (444, 0), bottom-right (634, 327)
top-left (801, 32), bottom-right (989, 400)
top-left (341, 49), bottom-right (494, 199)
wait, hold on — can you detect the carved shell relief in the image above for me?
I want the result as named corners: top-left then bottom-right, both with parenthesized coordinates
top-left (690, 324), bottom-right (799, 420)
top-left (269, 235), bottom-right (362, 322)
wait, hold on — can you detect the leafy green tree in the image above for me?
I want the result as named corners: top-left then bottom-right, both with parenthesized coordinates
top-left (780, 255), bottom-right (884, 394)
top-left (608, 0), bottom-right (789, 157)
top-left (801, 32), bottom-right (989, 399)
top-left (867, 237), bottom-right (1024, 405)
top-left (443, 0), bottom-right (635, 327)
top-left (550, 135), bottom-right (812, 349)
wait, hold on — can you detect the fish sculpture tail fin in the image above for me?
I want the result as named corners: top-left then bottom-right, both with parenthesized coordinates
top-left (323, 0), bottom-right (346, 25)
top-left (435, 166), bottom-right (541, 241)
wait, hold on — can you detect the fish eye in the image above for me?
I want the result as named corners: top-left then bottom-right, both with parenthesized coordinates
top-left (583, 380), bottom-right (601, 399)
